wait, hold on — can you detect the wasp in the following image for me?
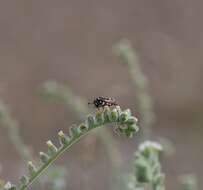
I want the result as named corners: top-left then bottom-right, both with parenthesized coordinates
top-left (88, 96), bottom-right (118, 109)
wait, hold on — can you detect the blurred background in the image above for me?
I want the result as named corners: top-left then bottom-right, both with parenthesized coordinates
top-left (0, 0), bottom-right (202, 190)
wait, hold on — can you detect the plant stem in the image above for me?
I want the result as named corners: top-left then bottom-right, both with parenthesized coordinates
top-left (4, 106), bottom-right (138, 190)
top-left (19, 130), bottom-right (90, 190)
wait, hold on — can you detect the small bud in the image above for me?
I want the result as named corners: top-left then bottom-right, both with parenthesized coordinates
top-left (27, 161), bottom-right (37, 177)
top-left (103, 106), bottom-right (111, 122)
top-left (115, 106), bottom-right (122, 115)
top-left (39, 152), bottom-right (50, 163)
top-left (139, 141), bottom-right (162, 154)
top-left (47, 140), bottom-right (58, 156)
top-left (138, 141), bottom-right (162, 159)
top-left (78, 123), bottom-right (89, 133)
top-left (58, 130), bottom-right (70, 145)
top-left (124, 109), bottom-right (131, 116)
top-left (120, 112), bottom-right (129, 123)
top-left (86, 115), bottom-right (95, 128)
top-left (126, 116), bottom-right (138, 125)
top-left (69, 125), bottom-right (79, 138)
top-left (95, 111), bottom-right (104, 125)
top-left (128, 124), bottom-right (139, 133)
top-left (110, 108), bottom-right (119, 122)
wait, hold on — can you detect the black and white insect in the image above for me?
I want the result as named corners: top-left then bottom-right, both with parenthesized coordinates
top-left (88, 96), bottom-right (118, 109)
top-left (89, 96), bottom-right (122, 134)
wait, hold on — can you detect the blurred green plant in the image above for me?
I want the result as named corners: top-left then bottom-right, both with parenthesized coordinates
top-left (126, 141), bottom-right (165, 190)
top-left (3, 106), bottom-right (139, 190)
top-left (0, 101), bottom-right (31, 161)
top-left (114, 39), bottom-right (176, 159)
top-left (114, 39), bottom-right (155, 140)
top-left (179, 174), bottom-right (199, 190)
top-left (41, 81), bottom-right (87, 118)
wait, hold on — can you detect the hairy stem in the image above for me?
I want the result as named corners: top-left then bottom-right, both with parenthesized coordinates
top-left (41, 81), bottom-right (123, 186)
top-left (20, 130), bottom-right (90, 190)
top-left (4, 106), bottom-right (139, 190)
